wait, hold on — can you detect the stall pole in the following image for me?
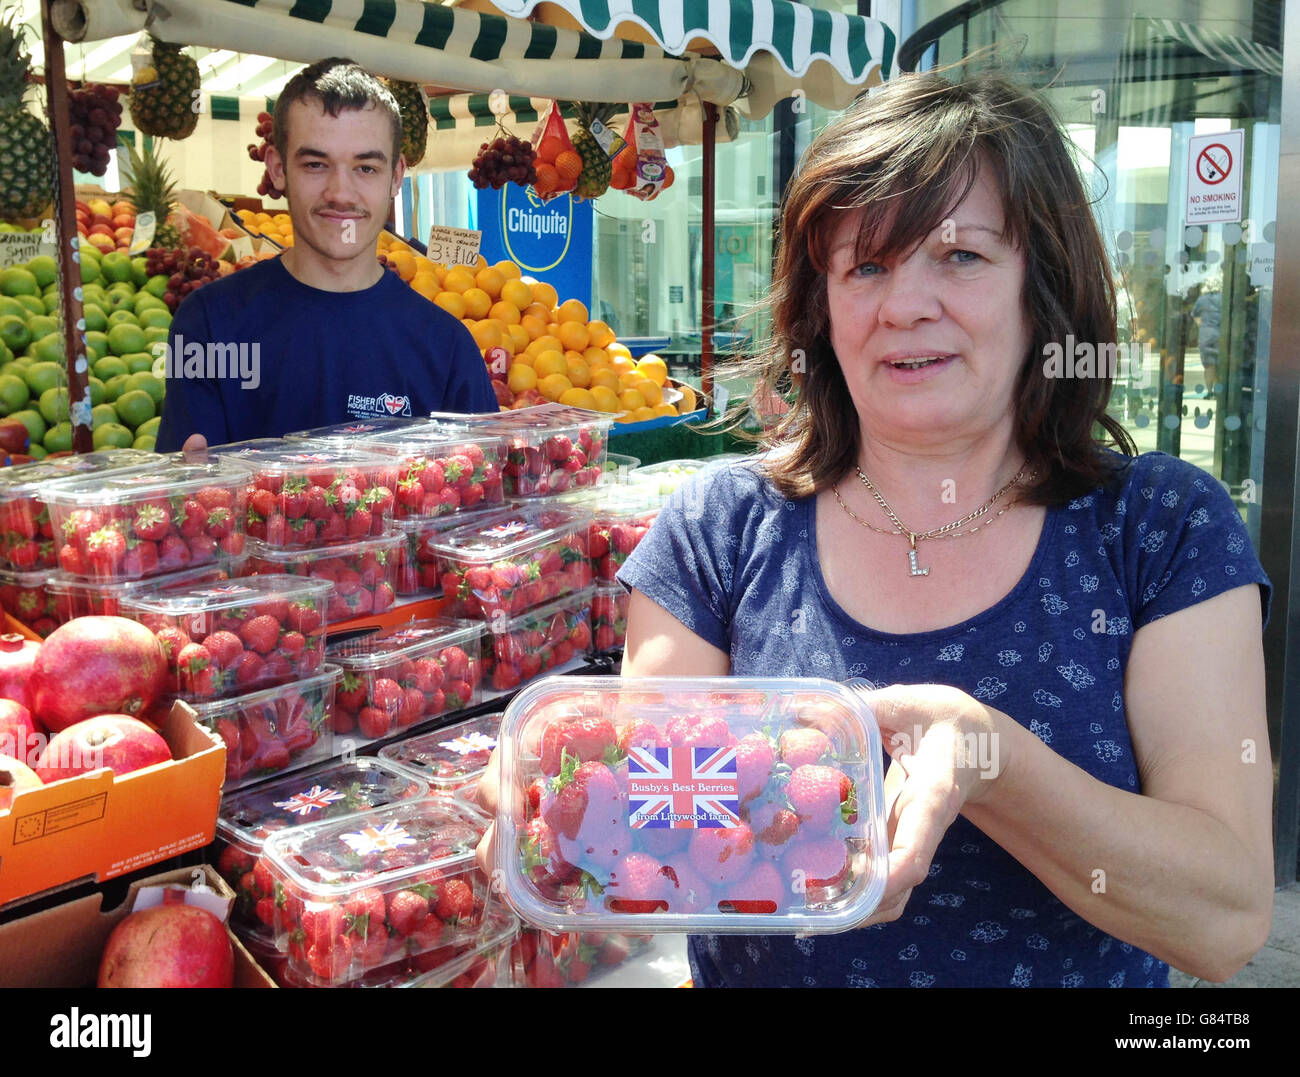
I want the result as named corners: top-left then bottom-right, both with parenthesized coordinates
top-left (40, 0), bottom-right (91, 454)
top-left (700, 101), bottom-right (717, 403)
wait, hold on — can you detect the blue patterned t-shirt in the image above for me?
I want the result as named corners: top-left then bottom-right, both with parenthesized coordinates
top-left (617, 450), bottom-right (1270, 988)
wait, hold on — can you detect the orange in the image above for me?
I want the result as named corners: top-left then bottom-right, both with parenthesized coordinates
top-left (589, 385), bottom-right (621, 412)
top-left (606, 342), bottom-right (633, 361)
top-left (500, 279), bottom-right (532, 311)
top-left (429, 262), bottom-right (448, 283)
top-left (461, 287), bottom-right (492, 319)
top-left (533, 162), bottom-right (559, 193)
top-left (608, 354), bottom-right (636, 377)
top-left (494, 260), bottom-right (522, 281)
top-left (533, 334), bottom-right (564, 357)
top-left (589, 368), bottom-right (620, 392)
top-left (619, 387), bottom-right (646, 411)
top-left (557, 321), bottom-right (589, 352)
top-left (533, 350), bottom-right (568, 379)
top-left (631, 406), bottom-right (656, 423)
top-left (635, 355), bottom-right (668, 386)
top-left (652, 403), bottom-right (678, 418)
top-left (520, 314), bottom-right (549, 341)
top-left (586, 320), bottom-right (615, 348)
top-left (557, 298), bottom-right (588, 324)
top-left (564, 356), bottom-right (591, 388)
top-left (507, 323), bottom-right (531, 353)
top-left (677, 384), bottom-right (698, 413)
top-left (583, 346), bottom-right (610, 369)
top-left (522, 301), bottom-right (551, 322)
top-left (537, 373), bottom-right (573, 401)
top-left (475, 267), bottom-right (506, 300)
top-left (434, 291), bottom-right (467, 319)
top-left (442, 266), bottom-right (475, 294)
top-left (469, 320), bottom-right (504, 351)
top-left (617, 370), bottom-right (646, 391)
top-left (388, 238), bottom-right (411, 253)
top-left (489, 300), bottom-right (521, 325)
top-left (507, 363), bottom-right (538, 393)
top-left (530, 281), bottom-right (558, 309)
top-left (411, 276), bottom-right (439, 301)
top-left (558, 387), bottom-right (597, 410)
top-left (555, 150), bottom-right (582, 182)
top-left (614, 410), bottom-right (639, 424)
top-left (637, 380), bottom-right (663, 406)
top-left (475, 255), bottom-right (489, 270)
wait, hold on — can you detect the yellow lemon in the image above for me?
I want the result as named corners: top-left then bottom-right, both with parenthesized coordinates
top-left (631, 406), bottom-right (656, 422)
top-left (507, 363), bottom-right (539, 393)
top-left (677, 384), bottom-right (698, 413)
top-left (520, 314), bottom-right (549, 341)
top-left (586, 320), bottom-right (616, 348)
top-left (635, 355), bottom-right (668, 386)
top-left (635, 379), bottom-right (662, 406)
top-left (533, 334), bottom-right (564, 357)
top-left (617, 370), bottom-right (645, 390)
top-left (559, 387), bottom-right (598, 410)
top-left (538, 373), bottom-right (573, 401)
top-left (614, 410), bottom-right (639, 424)
top-left (607, 342), bottom-right (633, 361)
top-left (608, 354), bottom-right (636, 377)
top-left (469, 320), bottom-right (504, 351)
top-left (583, 346), bottom-right (610, 369)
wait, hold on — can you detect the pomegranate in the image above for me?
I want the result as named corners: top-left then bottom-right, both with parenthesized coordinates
top-left (0, 633), bottom-right (40, 711)
top-left (0, 752), bottom-right (42, 811)
top-left (98, 901), bottom-right (234, 988)
top-left (0, 699), bottom-right (36, 762)
top-left (30, 617), bottom-right (167, 734)
top-left (34, 714), bottom-right (172, 784)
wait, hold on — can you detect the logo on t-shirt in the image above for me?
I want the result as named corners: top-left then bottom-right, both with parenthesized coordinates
top-left (347, 391), bottom-right (412, 419)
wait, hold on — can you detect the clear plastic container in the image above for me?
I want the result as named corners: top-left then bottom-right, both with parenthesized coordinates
top-left (360, 426), bottom-right (510, 522)
top-left (239, 530), bottom-right (403, 624)
top-left (324, 618), bottom-right (486, 746)
top-left (0, 568), bottom-right (60, 636)
top-left (426, 503), bottom-right (593, 622)
top-left (583, 491), bottom-right (660, 583)
top-left (120, 575), bottom-right (332, 701)
top-left (408, 900), bottom-right (518, 988)
top-left (265, 798), bottom-right (490, 987)
top-left (0, 449), bottom-right (163, 572)
top-left (229, 446), bottom-right (401, 549)
top-left (626, 458), bottom-right (706, 496)
top-left (215, 756), bottom-right (430, 944)
top-left (603, 453), bottom-right (640, 482)
top-left (379, 712), bottom-right (503, 797)
top-left (190, 663), bottom-right (341, 791)
top-left (45, 560), bottom-right (243, 622)
top-left (282, 417), bottom-right (426, 442)
top-left (42, 457), bottom-right (252, 581)
top-left (494, 675), bottom-right (888, 934)
top-left (512, 928), bottom-right (652, 988)
top-left (590, 582), bottom-right (629, 655)
top-left (482, 586), bottom-right (595, 695)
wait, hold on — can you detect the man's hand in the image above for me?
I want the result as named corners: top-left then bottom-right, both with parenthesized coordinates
top-left (182, 434), bottom-right (208, 453)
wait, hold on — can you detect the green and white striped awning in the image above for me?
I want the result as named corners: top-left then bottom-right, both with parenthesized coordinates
top-left (52, 0), bottom-right (893, 118)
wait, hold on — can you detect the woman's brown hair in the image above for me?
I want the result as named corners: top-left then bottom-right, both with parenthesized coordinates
top-left (747, 69), bottom-right (1136, 503)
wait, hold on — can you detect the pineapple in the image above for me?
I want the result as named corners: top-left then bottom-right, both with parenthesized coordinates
top-left (129, 36), bottom-right (199, 140)
top-left (571, 101), bottom-right (617, 200)
top-left (122, 139), bottom-right (182, 250)
top-left (0, 10), bottom-right (53, 222)
top-left (382, 78), bottom-right (428, 168)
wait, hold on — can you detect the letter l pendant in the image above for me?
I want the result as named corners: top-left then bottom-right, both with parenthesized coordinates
top-left (908, 533), bottom-right (929, 577)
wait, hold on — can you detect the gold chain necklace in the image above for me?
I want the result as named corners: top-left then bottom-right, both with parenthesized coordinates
top-left (833, 462), bottom-right (1033, 577)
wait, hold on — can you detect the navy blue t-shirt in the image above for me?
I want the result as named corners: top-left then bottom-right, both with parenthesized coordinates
top-left (618, 450), bottom-right (1270, 988)
top-left (155, 258), bottom-right (497, 450)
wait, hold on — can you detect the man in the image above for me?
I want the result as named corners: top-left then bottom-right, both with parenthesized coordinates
top-left (156, 58), bottom-right (496, 453)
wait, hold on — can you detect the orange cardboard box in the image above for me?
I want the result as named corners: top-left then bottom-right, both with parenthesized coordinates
top-left (0, 701), bottom-right (226, 908)
top-left (0, 863), bottom-right (274, 988)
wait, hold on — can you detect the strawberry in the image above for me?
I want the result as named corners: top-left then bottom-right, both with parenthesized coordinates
top-left (344, 886), bottom-right (388, 941)
top-left (539, 715), bottom-right (617, 776)
top-left (305, 933), bottom-right (353, 982)
top-left (287, 603), bottom-right (323, 634)
top-left (204, 630), bottom-right (244, 668)
top-left (278, 630), bottom-right (306, 658)
top-left (609, 524), bottom-right (639, 556)
top-left (195, 487), bottom-right (233, 510)
top-left (253, 597), bottom-right (290, 623)
top-left (371, 678), bottom-right (405, 718)
top-left (335, 671), bottom-right (367, 711)
top-left (239, 614), bottom-right (281, 655)
top-left (358, 706), bottom-right (391, 740)
top-left (85, 525), bottom-right (127, 575)
top-left (232, 650), bottom-right (266, 686)
top-left (667, 713), bottom-right (733, 749)
top-left (785, 764), bottom-right (854, 829)
top-left (717, 860), bottom-right (785, 915)
top-left (158, 534), bottom-right (192, 569)
top-left (783, 837), bottom-right (851, 889)
top-left (371, 582), bottom-right (396, 613)
top-left (735, 732), bottom-right (776, 802)
top-left (778, 727), bottom-right (833, 768)
top-left (120, 541), bottom-right (160, 578)
top-left (440, 646), bottom-right (470, 682)
top-left (177, 642), bottom-right (215, 697)
top-left (300, 903), bottom-right (346, 946)
top-left (544, 757), bottom-right (623, 842)
top-left (386, 888), bottom-right (431, 937)
top-left (663, 862), bottom-right (714, 915)
top-left (187, 534), bottom-right (218, 563)
top-left (217, 844), bottom-right (253, 880)
top-left (131, 503), bottom-right (170, 542)
top-left (434, 877), bottom-right (476, 925)
top-left (688, 824), bottom-right (756, 885)
top-left (751, 802), bottom-right (801, 849)
top-left (347, 507), bottom-right (372, 537)
top-left (605, 853), bottom-right (671, 913)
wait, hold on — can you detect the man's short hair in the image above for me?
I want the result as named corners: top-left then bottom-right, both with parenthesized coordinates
top-left (272, 58), bottom-right (402, 169)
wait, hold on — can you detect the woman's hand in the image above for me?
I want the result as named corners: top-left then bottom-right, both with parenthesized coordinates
top-left (856, 683), bottom-right (1009, 926)
top-left (473, 744), bottom-right (502, 880)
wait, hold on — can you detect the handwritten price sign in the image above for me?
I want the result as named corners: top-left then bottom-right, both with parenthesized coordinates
top-left (0, 231), bottom-right (53, 269)
top-left (427, 225), bottom-right (482, 268)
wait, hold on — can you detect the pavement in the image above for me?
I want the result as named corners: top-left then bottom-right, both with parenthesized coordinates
top-left (1169, 885), bottom-right (1300, 988)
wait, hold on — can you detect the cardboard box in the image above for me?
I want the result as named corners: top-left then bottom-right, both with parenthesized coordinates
top-left (0, 702), bottom-right (226, 908)
top-left (0, 864), bottom-right (274, 988)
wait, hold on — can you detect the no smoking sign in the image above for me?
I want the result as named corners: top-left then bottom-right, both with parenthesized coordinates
top-left (1186, 129), bottom-right (1243, 223)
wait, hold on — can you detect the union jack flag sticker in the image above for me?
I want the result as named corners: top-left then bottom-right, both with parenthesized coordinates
top-left (626, 746), bottom-right (740, 830)
top-left (340, 821), bottom-right (416, 856)
top-left (274, 785), bottom-right (346, 816)
top-left (438, 731), bottom-right (497, 756)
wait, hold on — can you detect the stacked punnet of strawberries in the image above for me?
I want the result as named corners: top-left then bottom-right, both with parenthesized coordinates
top-left (213, 757), bottom-right (432, 945)
top-left (42, 459), bottom-right (252, 581)
top-left (46, 560), bottom-right (237, 625)
top-left (481, 587), bottom-right (596, 695)
top-left (241, 531), bottom-right (403, 623)
top-left (428, 502), bottom-right (594, 622)
top-left (379, 711), bottom-right (503, 796)
top-left (590, 583), bottom-right (629, 654)
top-left (264, 798), bottom-right (491, 987)
top-left (358, 424), bottom-right (511, 522)
top-left (0, 572), bottom-right (60, 636)
top-left (588, 504), bottom-right (658, 582)
top-left (511, 928), bottom-right (652, 987)
top-left (498, 679), bottom-right (886, 932)
top-left (324, 619), bottom-right (485, 745)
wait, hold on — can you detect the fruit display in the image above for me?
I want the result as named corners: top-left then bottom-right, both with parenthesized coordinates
top-left (45, 558), bottom-right (238, 623)
top-left (76, 195), bottom-right (135, 253)
top-left (230, 446), bottom-right (399, 550)
top-left (531, 102), bottom-right (580, 200)
top-left (215, 757), bottom-right (430, 943)
top-left (481, 586), bottom-right (595, 696)
top-left (99, 901), bottom-right (234, 988)
top-left (383, 79), bottom-right (429, 169)
top-left (494, 676), bottom-right (888, 933)
top-left (324, 618), bottom-right (484, 745)
top-left (428, 501), bottom-right (594, 622)
top-left (512, 928), bottom-right (651, 988)
top-left (590, 581), bottom-right (629, 654)
top-left (43, 458), bottom-right (250, 581)
top-left (240, 529), bottom-right (403, 623)
top-left (0, 449), bottom-right (161, 573)
top-left (245, 110), bottom-right (283, 202)
top-left (0, 568), bottom-right (58, 635)
top-left (360, 424), bottom-right (509, 522)
top-left (570, 101), bottom-right (617, 200)
top-left (0, 12), bottom-right (53, 222)
top-left (129, 35), bottom-right (200, 141)
top-left (469, 133), bottom-right (537, 191)
top-left (142, 243), bottom-right (224, 313)
top-left (263, 798), bottom-right (490, 987)
top-left (123, 139), bottom-right (183, 250)
top-left (190, 664), bottom-right (341, 790)
top-left (379, 711), bottom-right (503, 797)
top-left (68, 83), bottom-right (123, 177)
top-left (120, 574), bottom-right (331, 701)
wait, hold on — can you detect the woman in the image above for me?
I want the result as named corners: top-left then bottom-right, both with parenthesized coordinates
top-left (611, 71), bottom-right (1273, 988)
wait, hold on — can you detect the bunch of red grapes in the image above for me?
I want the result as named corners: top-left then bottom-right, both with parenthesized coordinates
top-left (144, 247), bottom-right (222, 312)
top-left (469, 136), bottom-right (537, 190)
top-left (246, 110), bottom-right (283, 199)
top-left (68, 83), bottom-right (123, 176)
